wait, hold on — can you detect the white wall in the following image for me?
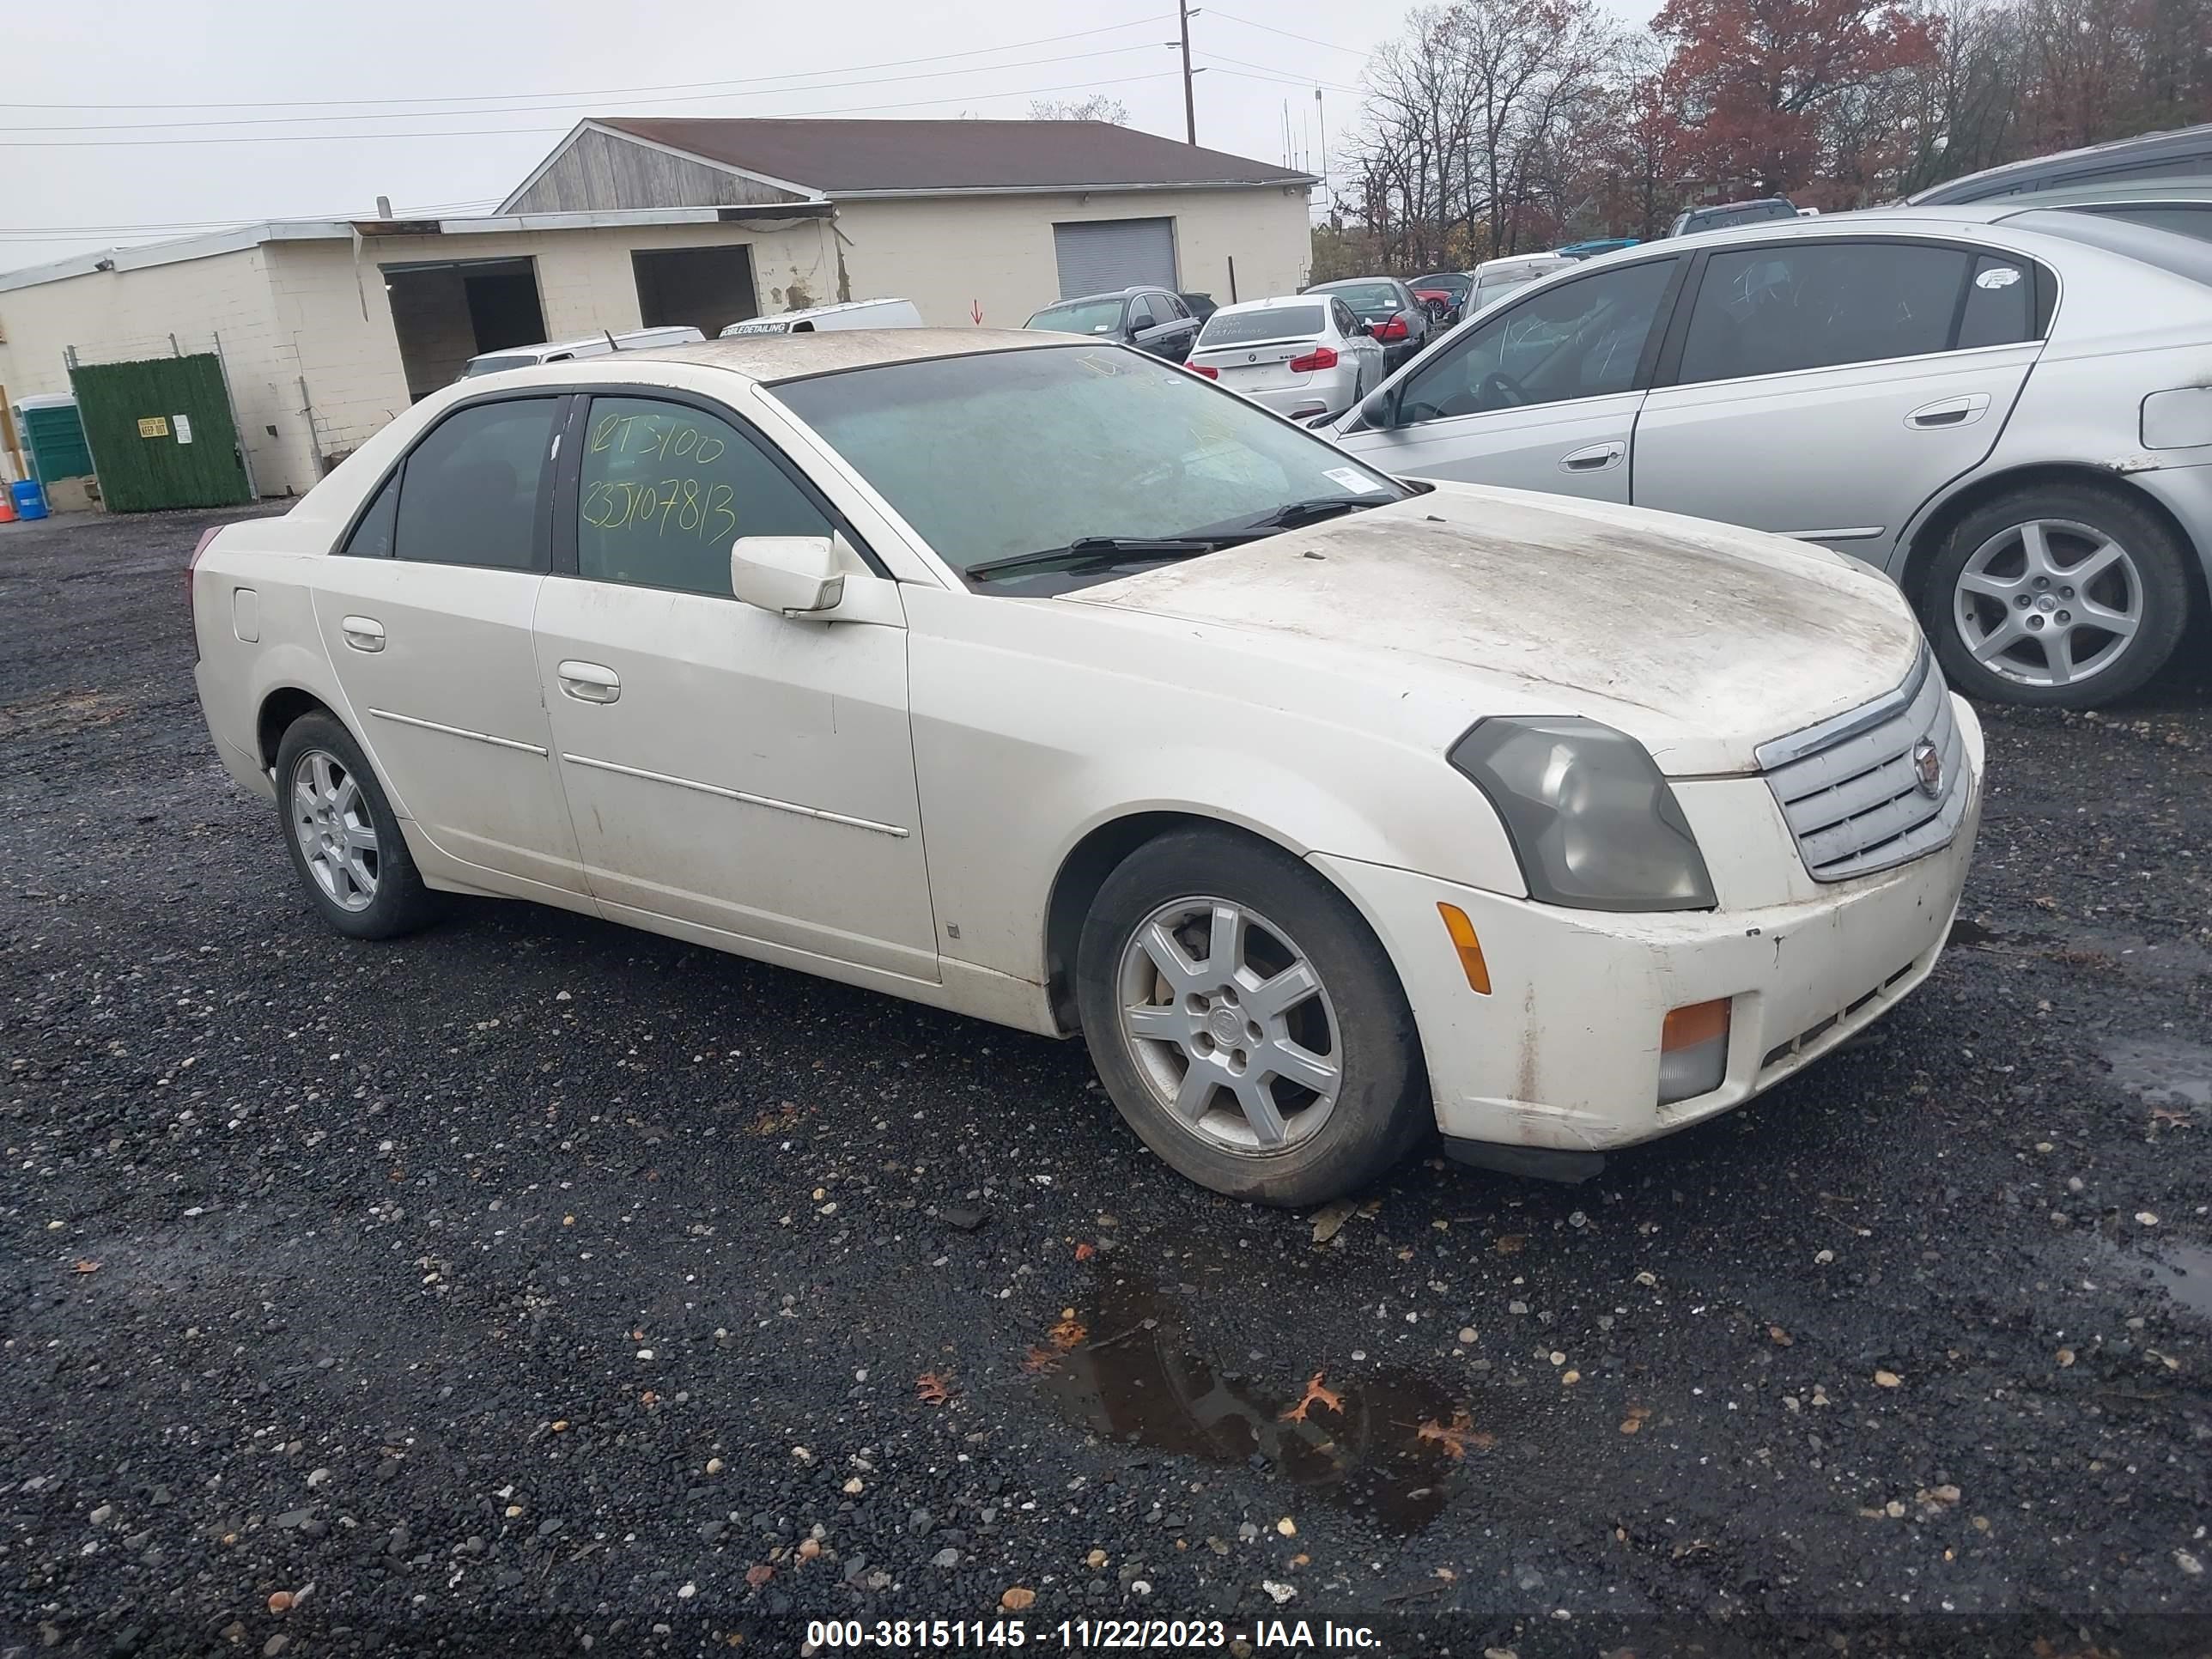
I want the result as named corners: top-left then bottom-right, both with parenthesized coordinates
top-left (0, 244), bottom-right (310, 497)
top-left (833, 185), bottom-right (1313, 328)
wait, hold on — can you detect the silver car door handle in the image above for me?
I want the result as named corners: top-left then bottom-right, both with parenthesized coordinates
top-left (1559, 441), bottom-right (1626, 472)
top-left (340, 616), bottom-right (385, 653)
top-left (556, 660), bottom-right (621, 704)
top-left (1905, 393), bottom-right (1991, 429)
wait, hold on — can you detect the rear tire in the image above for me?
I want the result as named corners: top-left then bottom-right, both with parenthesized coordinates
top-left (1074, 827), bottom-right (1430, 1206)
top-left (1923, 483), bottom-right (2191, 708)
top-left (273, 712), bottom-right (443, 940)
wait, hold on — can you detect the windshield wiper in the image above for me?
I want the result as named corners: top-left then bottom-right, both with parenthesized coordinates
top-left (964, 537), bottom-right (1222, 581)
top-left (1239, 496), bottom-right (1378, 531)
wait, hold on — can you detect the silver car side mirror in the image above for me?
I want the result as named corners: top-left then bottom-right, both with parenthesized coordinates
top-left (730, 534), bottom-right (847, 616)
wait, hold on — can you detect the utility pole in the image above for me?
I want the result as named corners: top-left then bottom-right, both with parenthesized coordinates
top-left (1177, 0), bottom-right (1199, 145)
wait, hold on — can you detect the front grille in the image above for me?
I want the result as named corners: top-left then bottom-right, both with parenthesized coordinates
top-left (1758, 647), bottom-right (1970, 882)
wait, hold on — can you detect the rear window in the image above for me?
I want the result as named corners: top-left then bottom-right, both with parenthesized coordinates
top-left (1314, 282), bottom-right (1401, 313)
top-left (459, 355), bottom-right (535, 378)
top-left (1027, 298), bottom-right (1126, 335)
top-left (1200, 305), bottom-right (1328, 346)
top-left (2005, 208), bottom-right (2212, 283)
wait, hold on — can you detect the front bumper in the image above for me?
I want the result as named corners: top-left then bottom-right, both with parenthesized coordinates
top-left (1314, 696), bottom-right (1984, 1162)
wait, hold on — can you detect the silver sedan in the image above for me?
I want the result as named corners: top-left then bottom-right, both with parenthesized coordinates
top-left (1187, 295), bottom-right (1386, 422)
top-left (1328, 207), bottom-right (2212, 708)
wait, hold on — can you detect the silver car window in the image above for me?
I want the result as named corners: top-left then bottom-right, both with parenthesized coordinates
top-left (1675, 242), bottom-right (1972, 385)
top-left (1395, 259), bottom-right (1676, 424)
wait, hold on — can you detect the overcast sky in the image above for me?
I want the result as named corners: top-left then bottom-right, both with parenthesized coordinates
top-left (3, 0), bottom-right (1660, 275)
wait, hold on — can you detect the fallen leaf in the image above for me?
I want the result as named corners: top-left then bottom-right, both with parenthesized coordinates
top-left (745, 1565), bottom-right (774, 1588)
top-left (1020, 1346), bottom-right (1061, 1375)
top-left (1000, 1587), bottom-right (1036, 1611)
top-left (915, 1370), bottom-right (954, 1405)
top-left (1074, 1242), bottom-right (1096, 1261)
top-left (2057, 1347), bottom-right (2076, 1368)
top-left (70, 1260), bottom-right (100, 1274)
top-left (1310, 1200), bottom-right (1357, 1244)
top-left (1767, 1324), bottom-right (1793, 1347)
top-left (1048, 1314), bottom-right (1087, 1350)
top-left (1279, 1370), bottom-right (1345, 1424)
top-left (1620, 1403), bottom-right (1651, 1435)
top-left (1289, 1552), bottom-right (1309, 1567)
top-left (1874, 1369), bottom-right (1902, 1389)
top-left (798, 1538), bottom-right (822, 1560)
top-left (1493, 1234), bottom-right (1527, 1255)
top-left (1434, 1566), bottom-right (1456, 1582)
top-left (1416, 1411), bottom-right (1486, 1459)
top-left (1276, 1516), bottom-right (1297, 1536)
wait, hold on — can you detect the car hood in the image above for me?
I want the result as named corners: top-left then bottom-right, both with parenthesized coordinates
top-left (1064, 483), bottom-right (1926, 776)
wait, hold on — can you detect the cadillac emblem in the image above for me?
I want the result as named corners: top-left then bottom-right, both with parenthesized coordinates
top-left (1911, 738), bottom-right (1943, 799)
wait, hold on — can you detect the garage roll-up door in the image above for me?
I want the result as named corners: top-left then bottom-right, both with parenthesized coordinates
top-left (1053, 218), bottom-right (1177, 300)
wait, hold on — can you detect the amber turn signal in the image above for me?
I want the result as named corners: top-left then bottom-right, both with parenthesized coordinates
top-left (1661, 998), bottom-right (1731, 1051)
top-left (1435, 902), bottom-right (1492, 994)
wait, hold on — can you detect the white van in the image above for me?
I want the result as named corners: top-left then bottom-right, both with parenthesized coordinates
top-left (720, 298), bottom-right (923, 337)
top-left (457, 325), bottom-right (706, 380)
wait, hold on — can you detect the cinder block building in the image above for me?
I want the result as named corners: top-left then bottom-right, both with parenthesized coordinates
top-left (0, 118), bottom-right (1314, 500)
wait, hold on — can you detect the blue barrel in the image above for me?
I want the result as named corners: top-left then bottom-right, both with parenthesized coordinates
top-left (9, 479), bottom-right (48, 520)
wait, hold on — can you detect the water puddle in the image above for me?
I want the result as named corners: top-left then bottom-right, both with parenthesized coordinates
top-left (2080, 1236), bottom-right (2212, 1323)
top-left (1030, 1272), bottom-right (1494, 1537)
top-left (1948, 917), bottom-right (2005, 948)
top-left (2102, 1036), bottom-right (2212, 1110)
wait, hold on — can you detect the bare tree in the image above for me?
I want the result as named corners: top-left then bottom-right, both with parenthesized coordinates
top-left (1028, 95), bottom-right (1131, 124)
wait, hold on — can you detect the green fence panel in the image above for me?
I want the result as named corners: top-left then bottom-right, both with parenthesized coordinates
top-left (69, 355), bottom-right (252, 512)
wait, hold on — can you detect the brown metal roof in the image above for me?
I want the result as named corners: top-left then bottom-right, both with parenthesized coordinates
top-left (595, 118), bottom-right (1313, 195)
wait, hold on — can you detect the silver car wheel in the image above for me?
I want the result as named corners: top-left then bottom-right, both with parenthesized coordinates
top-left (1953, 517), bottom-right (2143, 688)
top-left (289, 748), bottom-right (379, 913)
top-left (1115, 896), bottom-right (1342, 1154)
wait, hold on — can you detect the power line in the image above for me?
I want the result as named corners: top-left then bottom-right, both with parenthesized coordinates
top-left (1207, 9), bottom-right (1371, 59)
top-left (0, 45), bottom-right (1164, 134)
top-left (1198, 52), bottom-right (1363, 94)
top-left (0, 71), bottom-right (1183, 149)
top-left (0, 15), bottom-right (1174, 112)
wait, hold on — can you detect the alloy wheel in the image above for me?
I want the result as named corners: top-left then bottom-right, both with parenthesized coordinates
top-left (1953, 517), bottom-right (2144, 689)
top-left (1115, 897), bottom-right (1342, 1154)
top-left (289, 749), bottom-right (379, 912)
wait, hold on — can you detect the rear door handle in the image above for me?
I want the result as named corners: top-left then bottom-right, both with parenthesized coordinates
top-left (556, 660), bottom-right (621, 704)
top-left (1559, 441), bottom-right (1626, 473)
top-left (1905, 393), bottom-right (1991, 429)
top-left (341, 616), bottom-right (385, 653)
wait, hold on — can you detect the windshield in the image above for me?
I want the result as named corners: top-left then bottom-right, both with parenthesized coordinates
top-left (771, 345), bottom-right (1407, 587)
top-left (1026, 297), bottom-right (1126, 335)
top-left (1413, 273), bottom-right (1471, 295)
top-left (1199, 305), bottom-right (1328, 347)
top-left (1472, 275), bottom-right (1540, 308)
top-left (1312, 282), bottom-right (1402, 314)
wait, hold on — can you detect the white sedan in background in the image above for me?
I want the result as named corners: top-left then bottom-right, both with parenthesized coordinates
top-left (191, 330), bottom-right (1981, 1206)
top-left (1185, 294), bottom-right (1385, 421)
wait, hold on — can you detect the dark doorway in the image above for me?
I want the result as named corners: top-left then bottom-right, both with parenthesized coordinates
top-left (382, 257), bottom-right (548, 398)
top-left (632, 246), bottom-right (759, 337)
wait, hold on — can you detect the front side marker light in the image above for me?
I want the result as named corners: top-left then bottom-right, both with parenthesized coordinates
top-left (1436, 902), bottom-right (1492, 994)
top-left (1658, 997), bottom-right (1730, 1104)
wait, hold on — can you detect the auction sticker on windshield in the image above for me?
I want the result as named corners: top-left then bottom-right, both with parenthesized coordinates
top-left (1326, 467), bottom-right (1388, 494)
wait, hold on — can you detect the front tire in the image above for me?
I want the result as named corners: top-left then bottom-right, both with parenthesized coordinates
top-left (1923, 484), bottom-right (2191, 708)
top-left (273, 712), bottom-right (442, 940)
top-left (1074, 827), bottom-right (1430, 1206)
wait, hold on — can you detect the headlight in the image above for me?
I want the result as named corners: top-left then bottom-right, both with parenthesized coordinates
top-left (1449, 716), bottom-right (1716, 912)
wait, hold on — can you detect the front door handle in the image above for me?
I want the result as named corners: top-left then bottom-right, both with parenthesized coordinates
top-left (1905, 393), bottom-right (1991, 429)
top-left (557, 660), bottom-right (621, 704)
top-left (341, 616), bottom-right (385, 653)
top-left (1559, 441), bottom-right (1626, 473)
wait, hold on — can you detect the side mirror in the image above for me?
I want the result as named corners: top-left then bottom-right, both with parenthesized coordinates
top-left (731, 534), bottom-right (847, 616)
top-left (1359, 388), bottom-right (1398, 430)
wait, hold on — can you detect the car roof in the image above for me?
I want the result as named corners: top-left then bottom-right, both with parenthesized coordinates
top-left (1972, 174), bottom-right (2212, 208)
top-left (576, 328), bottom-right (1061, 383)
top-left (1474, 252), bottom-right (1573, 274)
top-left (1306, 276), bottom-right (1401, 288)
top-left (1910, 121), bottom-right (2212, 204)
top-left (1209, 294), bottom-right (1334, 314)
top-left (1039, 287), bottom-right (1153, 306)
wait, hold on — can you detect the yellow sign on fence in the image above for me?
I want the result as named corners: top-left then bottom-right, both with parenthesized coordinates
top-left (137, 416), bottom-right (170, 439)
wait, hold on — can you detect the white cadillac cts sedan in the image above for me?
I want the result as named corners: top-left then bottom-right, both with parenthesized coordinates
top-left (191, 331), bottom-right (1983, 1206)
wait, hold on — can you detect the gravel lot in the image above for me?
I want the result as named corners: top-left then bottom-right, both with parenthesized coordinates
top-left (2, 505), bottom-right (2208, 1658)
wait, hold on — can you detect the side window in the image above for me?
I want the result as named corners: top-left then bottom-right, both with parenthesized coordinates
top-left (1334, 299), bottom-right (1358, 336)
top-left (1395, 258), bottom-right (1677, 424)
top-left (1162, 293), bottom-right (1189, 320)
top-left (341, 471), bottom-right (399, 558)
top-left (1956, 252), bottom-right (2038, 348)
top-left (392, 398), bottom-right (559, 570)
top-left (576, 397), bottom-right (834, 598)
top-left (1676, 242), bottom-right (1972, 385)
top-left (1130, 295), bottom-right (1161, 331)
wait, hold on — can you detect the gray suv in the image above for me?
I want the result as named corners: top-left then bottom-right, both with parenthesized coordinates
top-left (1330, 208), bottom-right (2212, 708)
